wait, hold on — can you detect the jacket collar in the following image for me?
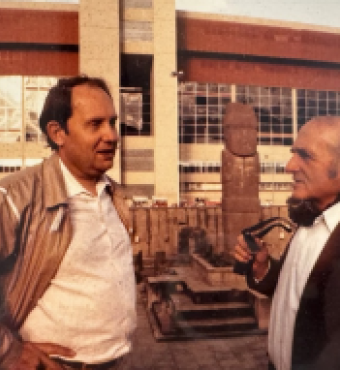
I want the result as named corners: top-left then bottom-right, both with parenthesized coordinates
top-left (42, 152), bottom-right (118, 209)
top-left (42, 153), bottom-right (69, 209)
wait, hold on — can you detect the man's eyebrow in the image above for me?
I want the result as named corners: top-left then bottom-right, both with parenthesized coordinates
top-left (86, 115), bottom-right (118, 123)
top-left (291, 147), bottom-right (315, 159)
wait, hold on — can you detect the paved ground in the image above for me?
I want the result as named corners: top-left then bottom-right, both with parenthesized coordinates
top-left (121, 288), bottom-right (269, 370)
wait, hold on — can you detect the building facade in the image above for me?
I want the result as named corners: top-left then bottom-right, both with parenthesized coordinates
top-left (1, 1), bottom-right (340, 205)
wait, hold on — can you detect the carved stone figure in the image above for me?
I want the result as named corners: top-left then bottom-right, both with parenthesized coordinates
top-left (221, 102), bottom-right (260, 259)
top-left (223, 102), bottom-right (258, 156)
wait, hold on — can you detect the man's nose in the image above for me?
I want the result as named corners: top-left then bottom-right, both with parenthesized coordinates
top-left (103, 121), bottom-right (119, 142)
top-left (285, 155), bottom-right (298, 173)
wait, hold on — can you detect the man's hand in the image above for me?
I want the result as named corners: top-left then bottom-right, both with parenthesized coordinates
top-left (233, 234), bottom-right (270, 280)
top-left (11, 342), bottom-right (75, 370)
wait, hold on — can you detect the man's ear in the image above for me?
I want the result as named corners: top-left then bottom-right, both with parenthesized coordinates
top-left (46, 121), bottom-right (66, 147)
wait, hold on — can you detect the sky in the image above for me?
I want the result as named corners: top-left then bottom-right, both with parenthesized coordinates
top-left (2, 0), bottom-right (340, 29)
top-left (176, 0), bottom-right (340, 29)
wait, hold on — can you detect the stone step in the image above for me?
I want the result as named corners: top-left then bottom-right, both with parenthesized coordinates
top-left (147, 277), bottom-right (267, 341)
top-left (171, 267), bottom-right (250, 304)
top-left (187, 287), bottom-right (250, 304)
top-left (148, 307), bottom-right (265, 342)
top-left (147, 278), bottom-right (251, 306)
top-left (152, 300), bottom-right (258, 338)
top-left (177, 316), bottom-right (258, 334)
top-left (169, 292), bottom-right (253, 320)
top-left (171, 291), bottom-right (249, 308)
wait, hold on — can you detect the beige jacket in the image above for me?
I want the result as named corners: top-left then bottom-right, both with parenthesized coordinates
top-left (0, 154), bottom-right (130, 369)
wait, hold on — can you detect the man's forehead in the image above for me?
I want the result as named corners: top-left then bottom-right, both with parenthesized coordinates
top-left (71, 85), bottom-right (115, 114)
top-left (293, 123), bottom-right (335, 155)
top-left (293, 127), bottom-right (313, 147)
top-left (72, 84), bottom-right (111, 101)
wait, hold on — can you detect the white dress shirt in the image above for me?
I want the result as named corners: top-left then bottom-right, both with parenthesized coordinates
top-left (268, 201), bottom-right (340, 370)
top-left (20, 160), bottom-right (137, 363)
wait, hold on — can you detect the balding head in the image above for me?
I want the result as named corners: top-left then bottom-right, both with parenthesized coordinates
top-left (304, 116), bottom-right (340, 160)
top-left (286, 115), bottom-right (340, 210)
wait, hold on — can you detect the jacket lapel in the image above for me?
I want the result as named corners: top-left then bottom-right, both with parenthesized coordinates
top-left (309, 222), bottom-right (340, 281)
top-left (292, 221), bottom-right (340, 365)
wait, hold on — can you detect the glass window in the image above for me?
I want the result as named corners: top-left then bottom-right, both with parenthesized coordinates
top-left (24, 77), bottom-right (57, 143)
top-left (236, 84), bottom-right (293, 146)
top-left (0, 76), bottom-right (58, 143)
top-left (297, 88), bottom-right (340, 130)
top-left (0, 77), bottom-right (22, 143)
top-left (178, 82), bottom-right (231, 144)
top-left (120, 89), bottom-right (151, 136)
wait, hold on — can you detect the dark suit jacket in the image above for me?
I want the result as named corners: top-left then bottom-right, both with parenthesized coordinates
top-left (247, 223), bottom-right (340, 370)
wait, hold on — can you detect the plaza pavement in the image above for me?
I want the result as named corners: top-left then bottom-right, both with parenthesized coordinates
top-left (121, 286), bottom-right (269, 370)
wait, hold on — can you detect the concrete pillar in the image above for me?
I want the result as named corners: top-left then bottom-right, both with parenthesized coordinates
top-left (79, 0), bottom-right (121, 182)
top-left (152, 0), bottom-right (179, 204)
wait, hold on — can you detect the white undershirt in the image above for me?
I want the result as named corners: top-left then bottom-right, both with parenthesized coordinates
top-left (20, 160), bottom-right (137, 364)
top-left (268, 201), bottom-right (340, 370)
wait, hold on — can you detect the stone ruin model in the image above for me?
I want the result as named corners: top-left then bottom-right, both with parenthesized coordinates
top-left (143, 103), bottom-right (270, 341)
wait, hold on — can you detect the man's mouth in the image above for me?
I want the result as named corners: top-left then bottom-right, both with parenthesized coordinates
top-left (97, 148), bottom-right (115, 157)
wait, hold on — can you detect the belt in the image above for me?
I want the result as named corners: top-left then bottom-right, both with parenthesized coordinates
top-left (54, 356), bottom-right (122, 370)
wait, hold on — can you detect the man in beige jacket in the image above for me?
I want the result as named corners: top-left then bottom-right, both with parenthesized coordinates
top-left (0, 76), bottom-right (136, 370)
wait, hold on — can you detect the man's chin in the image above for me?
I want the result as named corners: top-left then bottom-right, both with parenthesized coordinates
top-left (101, 164), bottom-right (113, 173)
top-left (94, 162), bottom-right (113, 176)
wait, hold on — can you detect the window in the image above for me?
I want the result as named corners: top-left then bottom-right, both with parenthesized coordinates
top-left (260, 162), bottom-right (286, 174)
top-left (259, 182), bottom-right (292, 191)
top-left (120, 89), bottom-right (151, 136)
top-left (24, 77), bottom-right (57, 142)
top-left (123, 0), bottom-right (152, 8)
top-left (178, 82), bottom-right (231, 144)
top-left (297, 89), bottom-right (340, 131)
top-left (0, 76), bottom-right (57, 143)
top-left (0, 77), bottom-right (22, 143)
top-left (179, 162), bottom-right (221, 174)
top-left (236, 85), bottom-right (293, 146)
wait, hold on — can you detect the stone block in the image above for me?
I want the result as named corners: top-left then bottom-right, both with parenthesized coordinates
top-left (175, 207), bottom-right (187, 225)
top-left (187, 208), bottom-right (198, 227)
top-left (133, 208), bottom-right (150, 243)
top-left (206, 208), bottom-right (217, 248)
top-left (222, 213), bottom-right (260, 235)
top-left (197, 207), bottom-right (207, 228)
top-left (150, 209), bottom-right (160, 254)
top-left (167, 208), bottom-right (179, 255)
top-left (206, 271), bottom-right (222, 286)
top-left (222, 197), bottom-right (260, 213)
top-left (223, 212), bottom-right (260, 253)
top-left (206, 208), bottom-right (217, 230)
top-left (221, 150), bottom-right (259, 197)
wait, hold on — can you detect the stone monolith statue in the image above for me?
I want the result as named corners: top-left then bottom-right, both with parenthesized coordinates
top-left (221, 102), bottom-right (260, 260)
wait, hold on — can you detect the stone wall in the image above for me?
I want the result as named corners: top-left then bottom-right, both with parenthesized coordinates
top-left (130, 205), bottom-right (292, 259)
